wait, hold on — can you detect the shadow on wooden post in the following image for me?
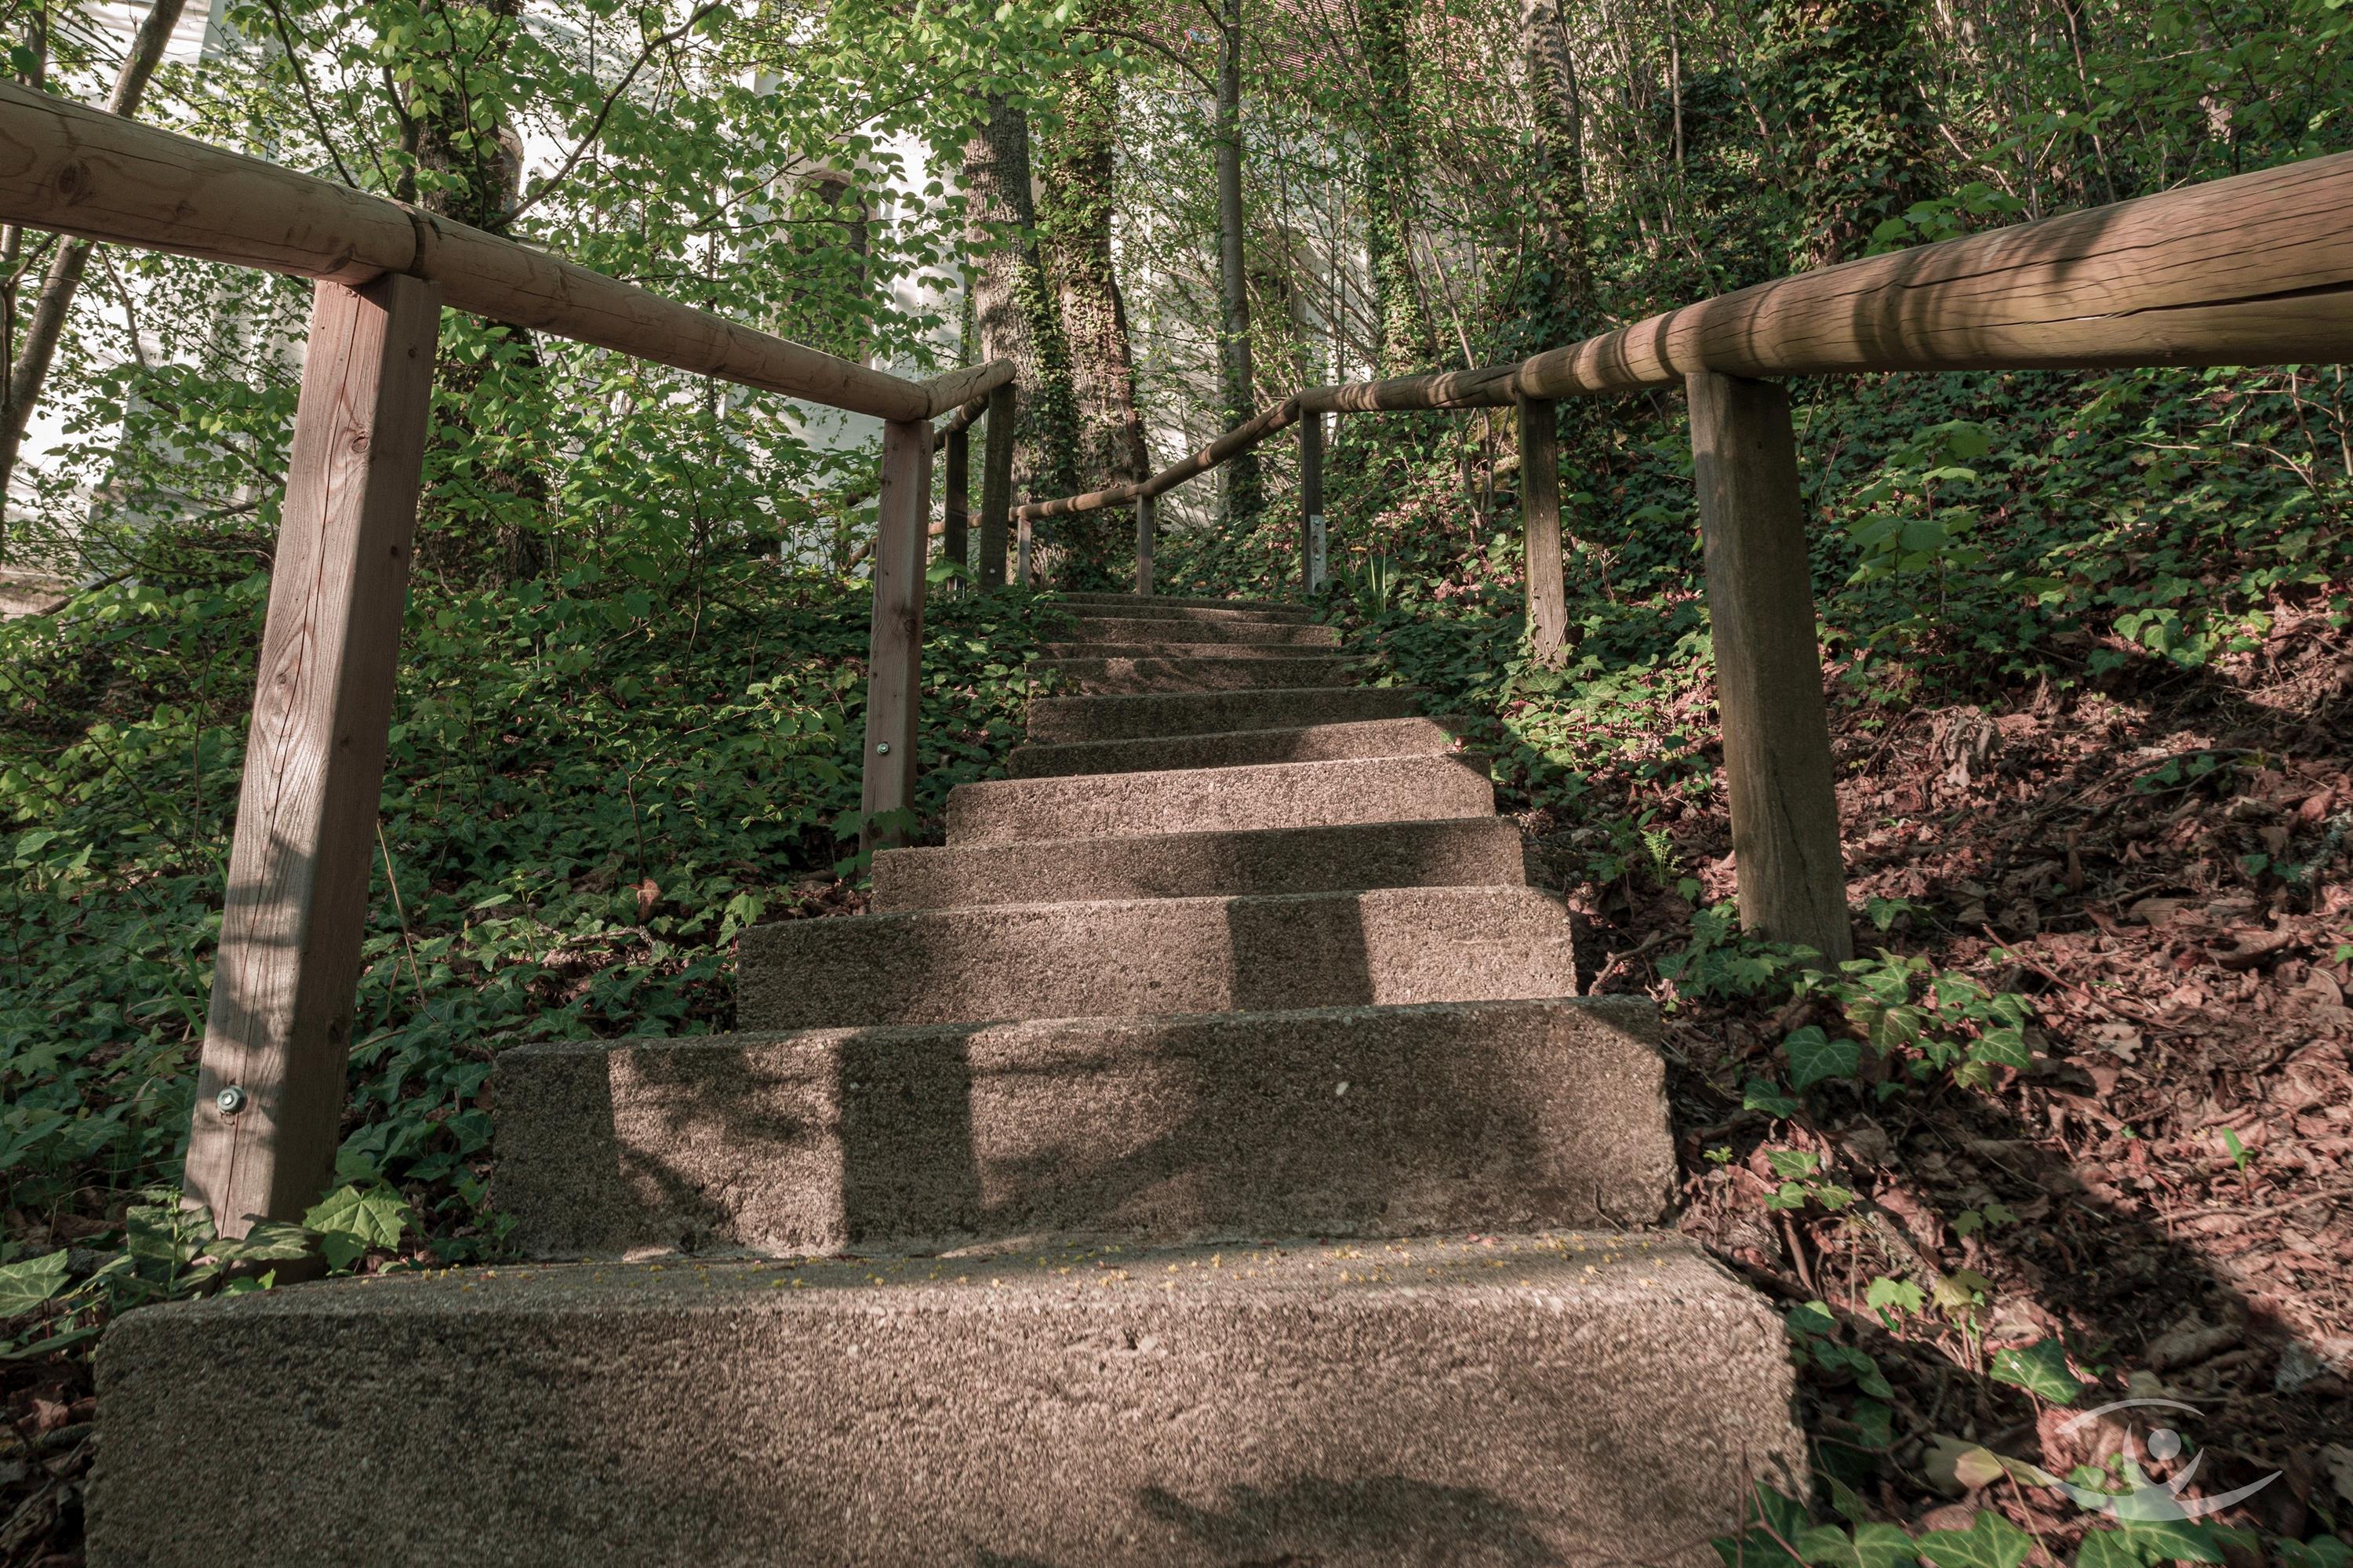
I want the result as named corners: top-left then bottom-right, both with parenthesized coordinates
top-left (861, 417), bottom-right (934, 854)
top-left (1518, 395), bottom-right (1569, 665)
top-left (943, 422), bottom-right (969, 592)
top-left (977, 380), bottom-right (1014, 589)
top-left (1135, 493), bottom-right (1155, 595)
top-left (1687, 369), bottom-right (1853, 962)
top-left (1299, 409), bottom-right (1325, 594)
top-left (184, 272), bottom-right (442, 1238)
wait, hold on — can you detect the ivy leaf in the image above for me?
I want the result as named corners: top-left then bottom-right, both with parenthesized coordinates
top-left (0, 1250), bottom-right (71, 1318)
top-left (1865, 1275), bottom-right (1926, 1319)
top-left (1918, 1508), bottom-right (2033, 1568)
top-left (1745, 1079), bottom-right (1802, 1119)
top-left (2114, 1520), bottom-right (2223, 1564)
top-left (1990, 1339), bottom-right (2082, 1406)
top-left (2075, 1530), bottom-right (2142, 1568)
top-left (1787, 1025), bottom-right (1863, 1090)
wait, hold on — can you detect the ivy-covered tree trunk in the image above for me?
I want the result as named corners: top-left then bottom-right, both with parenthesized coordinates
top-left (1759, 0), bottom-right (1943, 267)
top-left (962, 95), bottom-right (1082, 540)
top-left (403, 0), bottom-right (554, 584)
top-left (1362, 0), bottom-right (1431, 377)
top-left (1514, 0), bottom-right (1597, 351)
top-left (1038, 10), bottom-right (1149, 580)
top-left (1212, 0), bottom-right (1264, 529)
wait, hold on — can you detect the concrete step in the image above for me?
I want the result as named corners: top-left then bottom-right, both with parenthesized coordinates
top-left (1056, 591), bottom-right (1307, 618)
top-left (494, 996), bottom-right (1673, 1257)
top-left (737, 885), bottom-right (1578, 1030)
top-left (95, 1234), bottom-right (1803, 1566)
top-left (874, 817), bottom-right (1525, 911)
top-left (1027, 686), bottom-right (1425, 743)
top-left (945, 755), bottom-right (1493, 845)
top-left (1072, 616), bottom-right (1339, 647)
top-left (1044, 642), bottom-right (1340, 661)
top-left (1036, 655), bottom-right (1358, 695)
top-left (1006, 715), bottom-right (1471, 780)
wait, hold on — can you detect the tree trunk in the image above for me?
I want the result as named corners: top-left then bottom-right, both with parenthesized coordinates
top-left (1213, 0), bottom-right (1263, 528)
top-left (1038, 4), bottom-right (1147, 492)
top-left (1038, 5), bottom-right (1148, 581)
top-left (1515, 0), bottom-right (1597, 349)
top-left (0, 0), bottom-right (190, 530)
top-left (1362, 0), bottom-right (1430, 377)
top-left (1759, 0), bottom-right (1942, 267)
top-left (407, 0), bottom-right (554, 584)
top-left (962, 96), bottom-right (1082, 534)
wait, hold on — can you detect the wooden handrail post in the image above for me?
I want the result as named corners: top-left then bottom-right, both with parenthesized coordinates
top-left (1135, 493), bottom-right (1155, 595)
top-left (1519, 395), bottom-right (1569, 664)
top-left (1687, 370), bottom-right (1853, 962)
top-left (1299, 409), bottom-right (1326, 593)
top-left (862, 417), bottom-right (934, 854)
top-left (184, 273), bottom-right (441, 1237)
top-left (1016, 512), bottom-right (1033, 588)
top-left (943, 422), bottom-right (970, 593)
top-left (977, 380), bottom-right (1015, 588)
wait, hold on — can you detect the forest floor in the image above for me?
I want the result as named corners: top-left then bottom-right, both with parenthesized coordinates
top-left (1515, 595), bottom-right (2353, 1555)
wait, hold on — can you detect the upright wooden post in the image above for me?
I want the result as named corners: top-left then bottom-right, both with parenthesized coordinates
top-left (1016, 512), bottom-right (1033, 588)
top-left (184, 273), bottom-right (441, 1237)
top-left (1135, 493), bottom-right (1155, 595)
top-left (1687, 369), bottom-right (1853, 962)
top-left (1519, 395), bottom-right (1569, 664)
top-left (1299, 409), bottom-right (1325, 594)
top-left (861, 417), bottom-right (933, 853)
top-left (943, 422), bottom-right (969, 591)
top-left (977, 380), bottom-right (1015, 589)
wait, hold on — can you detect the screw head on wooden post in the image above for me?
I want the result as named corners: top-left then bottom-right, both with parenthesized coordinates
top-left (215, 1085), bottom-right (248, 1115)
top-left (875, 742), bottom-right (891, 755)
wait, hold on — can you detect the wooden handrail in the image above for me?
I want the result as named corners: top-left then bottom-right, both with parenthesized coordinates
top-left (0, 80), bottom-right (1009, 422)
top-left (1017, 147), bottom-right (2353, 522)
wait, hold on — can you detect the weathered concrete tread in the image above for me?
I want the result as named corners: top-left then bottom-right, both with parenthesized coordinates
top-left (1071, 616), bottom-right (1339, 647)
top-left (737, 885), bottom-right (1579, 1030)
top-left (1037, 655), bottom-right (1359, 695)
top-left (493, 995), bottom-right (1675, 1257)
top-left (1005, 715), bottom-right (1473, 780)
top-left (874, 816), bottom-right (1524, 910)
top-left (1027, 686), bottom-right (1425, 742)
top-left (93, 1232), bottom-right (1803, 1567)
top-left (1044, 641), bottom-right (1344, 660)
top-left (947, 753), bottom-right (1493, 844)
top-left (1057, 591), bottom-right (1307, 616)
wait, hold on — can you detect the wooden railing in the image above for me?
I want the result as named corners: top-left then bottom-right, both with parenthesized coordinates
top-left (0, 81), bottom-right (1020, 1239)
top-left (1018, 149), bottom-right (2353, 970)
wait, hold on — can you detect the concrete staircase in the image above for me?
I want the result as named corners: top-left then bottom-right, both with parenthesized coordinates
top-left (92, 591), bottom-right (1803, 1566)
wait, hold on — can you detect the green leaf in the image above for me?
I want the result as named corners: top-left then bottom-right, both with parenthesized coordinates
top-left (1918, 1508), bottom-right (2033, 1568)
top-left (1989, 1339), bottom-right (2082, 1405)
top-left (1767, 1149), bottom-right (1820, 1179)
top-left (2278, 1537), bottom-right (2353, 1568)
top-left (1745, 1079), bottom-right (1802, 1119)
top-left (304, 1183), bottom-right (411, 1271)
top-left (2075, 1529), bottom-right (2142, 1568)
top-left (1786, 1026), bottom-right (1863, 1090)
top-left (0, 1250), bottom-right (71, 1317)
top-left (2113, 1519), bottom-right (2222, 1563)
top-left (1865, 1275), bottom-right (1926, 1319)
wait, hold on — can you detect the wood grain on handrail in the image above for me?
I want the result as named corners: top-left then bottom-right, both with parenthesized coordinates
top-left (0, 82), bottom-right (1009, 424)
